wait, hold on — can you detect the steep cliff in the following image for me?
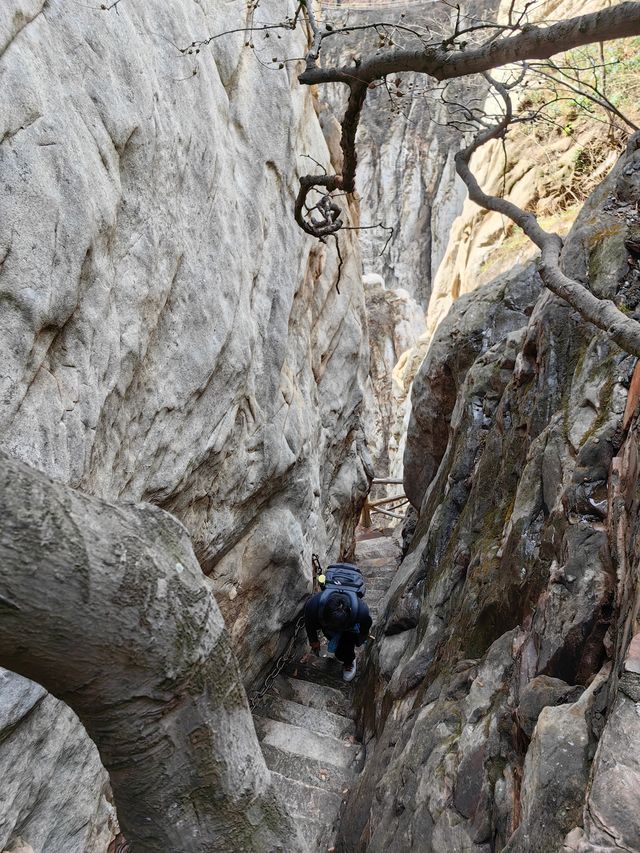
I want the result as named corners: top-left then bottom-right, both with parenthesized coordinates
top-left (338, 135), bottom-right (640, 851)
top-left (0, 0), bottom-right (370, 848)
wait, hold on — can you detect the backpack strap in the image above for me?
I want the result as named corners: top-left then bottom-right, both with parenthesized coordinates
top-left (316, 589), bottom-right (331, 623)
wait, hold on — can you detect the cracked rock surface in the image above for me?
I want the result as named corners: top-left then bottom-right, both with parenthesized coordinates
top-left (337, 135), bottom-right (640, 853)
top-left (0, 0), bottom-right (370, 848)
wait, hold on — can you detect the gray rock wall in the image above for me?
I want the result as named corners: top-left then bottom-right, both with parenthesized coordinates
top-left (361, 274), bottom-right (424, 492)
top-left (338, 135), bottom-right (640, 852)
top-left (0, 0), bottom-right (370, 848)
top-left (316, 0), bottom-right (500, 498)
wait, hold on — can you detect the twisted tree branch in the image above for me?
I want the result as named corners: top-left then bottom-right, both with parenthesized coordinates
top-left (455, 78), bottom-right (640, 357)
top-left (300, 2), bottom-right (640, 85)
top-left (295, 1), bottom-right (640, 354)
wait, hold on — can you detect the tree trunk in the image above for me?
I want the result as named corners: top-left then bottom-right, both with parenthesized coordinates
top-left (0, 450), bottom-right (303, 853)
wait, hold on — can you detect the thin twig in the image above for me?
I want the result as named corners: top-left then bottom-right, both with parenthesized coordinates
top-left (334, 233), bottom-right (343, 294)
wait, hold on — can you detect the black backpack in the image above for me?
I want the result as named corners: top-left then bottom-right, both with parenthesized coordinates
top-left (317, 563), bottom-right (365, 630)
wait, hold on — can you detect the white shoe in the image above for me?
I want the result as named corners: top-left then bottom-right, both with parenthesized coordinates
top-left (342, 660), bottom-right (357, 682)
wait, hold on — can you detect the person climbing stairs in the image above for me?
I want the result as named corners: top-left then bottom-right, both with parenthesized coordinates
top-left (304, 560), bottom-right (373, 683)
top-left (252, 531), bottom-right (401, 851)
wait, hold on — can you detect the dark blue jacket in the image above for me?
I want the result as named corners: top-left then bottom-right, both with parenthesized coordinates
top-left (304, 591), bottom-right (372, 646)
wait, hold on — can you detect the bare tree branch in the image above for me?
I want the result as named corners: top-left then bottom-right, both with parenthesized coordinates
top-left (293, 2), bottom-right (640, 354)
top-left (527, 60), bottom-right (639, 131)
top-left (300, 3), bottom-right (640, 85)
top-left (454, 77), bottom-right (640, 357)
top-left (296, 4), bottom-right (640, 237)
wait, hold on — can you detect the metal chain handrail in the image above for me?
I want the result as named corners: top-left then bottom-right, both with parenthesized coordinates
top-left (248, 554), bottom-right (326, 712)
top-left (248, 612), bottom-right (307, 712)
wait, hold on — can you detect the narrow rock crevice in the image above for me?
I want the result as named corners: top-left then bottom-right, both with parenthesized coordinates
top-left (252, 532), bottom-right (401, 852)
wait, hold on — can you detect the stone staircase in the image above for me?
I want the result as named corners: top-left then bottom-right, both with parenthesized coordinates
top-left (252, 531), bottom-right (401, 852)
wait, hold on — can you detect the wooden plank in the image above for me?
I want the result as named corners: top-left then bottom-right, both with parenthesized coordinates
top-left (368, 493), bottom-right (407, 508)
top-left (371, 506), bottom-right (404, 520)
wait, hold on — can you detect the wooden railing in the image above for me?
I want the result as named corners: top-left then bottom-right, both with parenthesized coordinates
top-left (360, 477), bottom-right (408, 526)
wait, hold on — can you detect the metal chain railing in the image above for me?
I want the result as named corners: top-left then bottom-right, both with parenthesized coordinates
top-left (248, 612), bottom-right (307, 712)
top-left (248, 554), bottom-right (326, 712)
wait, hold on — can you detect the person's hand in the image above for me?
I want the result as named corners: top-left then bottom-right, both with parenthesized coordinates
top-left (310, 642), bottom-right (321, 656)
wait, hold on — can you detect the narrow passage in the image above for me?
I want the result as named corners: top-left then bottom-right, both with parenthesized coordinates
top-left (252, 531), bottom-right (402, 851)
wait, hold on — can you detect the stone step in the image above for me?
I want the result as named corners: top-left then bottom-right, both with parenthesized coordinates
top-left (356, 545), bottom-right (399, 561)
top-left (301, 818), bottom-right (337, 853)
top-left (255, 694), bottom-right (355, 740)
top-left (284, 657), bottom-right (355, 691)
top-left (359, 547), bottom-right (398, 559)
top-left (366, 576), bottom-right (395, 589)
top-left (367, 593), bottom-right (389, 608)
top-left (296, 815), bottom-right (338, 853)
top-left (249, 534), bottom-right (399, 852)
top-left (270, 772), bottom-right (345, 851)
top-left (359, 558), bottom-right (398, 570)
top-left (366, 567), bottom-right (396, 581)
top-left (366, 593), bottom-right (391, 607)
top-left (272, 675), bottom-right (354, 718)
top-left (254, 716), bottom-right (360, 770)
top-left (261, 742), bottom-right (354, 794)
top-left (361, 571), bottom-right (396, 585)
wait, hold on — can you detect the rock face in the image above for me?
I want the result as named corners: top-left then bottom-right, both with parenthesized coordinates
top-left (0, 679), bottom-right (116, 853)
top-left (403, 263), bottom-right (541, 509)
top-left (337, 136), bottom-right (640, 851)
top-left (353, 81), bottom-right (464, 309)
top-left (317, 0), bottom-right (497, 497)
top-left (0, 0), bottom-right (370, 848)
top-left (361, 275), bottom-right (425, 488)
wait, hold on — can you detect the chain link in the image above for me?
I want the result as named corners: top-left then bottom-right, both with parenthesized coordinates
top-left (248, 554), bottom-right (325, 712)
top-left (248, 612), bottom-right (307, 712)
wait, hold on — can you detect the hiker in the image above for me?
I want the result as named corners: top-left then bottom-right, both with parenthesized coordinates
top-left (304, 562), bottom-right (372, 682)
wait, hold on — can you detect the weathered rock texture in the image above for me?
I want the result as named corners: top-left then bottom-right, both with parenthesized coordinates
top-left (361, 274), bottom-right (424, 491)
top-left (317, 1), bottom-right (498, 503)
top-left (0, 450), bottom-right (303, 853)
top-left (337, 133), bottom-right (640, 851)
top-left (0, 0), bottom-right (370, 848)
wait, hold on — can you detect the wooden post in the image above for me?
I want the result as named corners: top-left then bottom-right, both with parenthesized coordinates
top-left (361, 496), bottom-right (372, 528)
